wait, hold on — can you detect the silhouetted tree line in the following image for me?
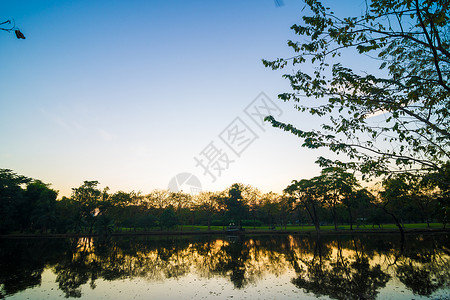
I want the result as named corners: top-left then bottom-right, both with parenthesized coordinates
top-left (0, 166), bottom-right (448, 235)
top-left (0, 234), bottom-right (449, 298)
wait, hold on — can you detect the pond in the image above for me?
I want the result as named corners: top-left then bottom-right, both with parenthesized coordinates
top-left (1, 233), bottom-right (449, 299)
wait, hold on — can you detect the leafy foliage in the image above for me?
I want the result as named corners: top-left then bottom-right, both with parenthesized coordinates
top-left (263, 0), bottom-right (449, 176)
top-left (159, 206), bottom-right (178, 229)
top-left (0, 169), bottom-right (30, 233)
top-left (0, 168), bottom-right (447, 234)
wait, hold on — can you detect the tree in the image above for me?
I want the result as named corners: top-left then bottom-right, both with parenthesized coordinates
top-left (168, 192), bottom-right (192, 230)
top-left (159, 206), bottom-right (178, 230)
top-left (94, 214), bottom-right (114, 238)
top-left (259, 192), bottom-right (281, 228)
top-left (145, 189), bottom-right (169, 210)
top-left (377, 174), bottom-right (418, 238)
top-left (345, 188), bottom-right (377, 229)
top-left (224, 184), bottom-right (249, 228)
top-left (379, 174), bottom-right (439, 227)
top-left (71, 181), bottom-right (102, 233)
top-left (263, 0), bottom-right (449, 177)
top-left (320, 167), bottom-right (359, 230)
top-left (285, 177), bottom-right (323, 233)
top-left (195, 191), bottom-right (220, 230)
top-left (23, 180), bottom-right (58, 233)
top-left (279, 194), bottom-right (294, 229)
top-left (422, 162), bottom-right (450, 227)
top-left (408, 176), bottom-right (440, 227)
top-left (55, 196), bottom-right (81, 233)
top-left (0, 169), bottom-right (30, 233)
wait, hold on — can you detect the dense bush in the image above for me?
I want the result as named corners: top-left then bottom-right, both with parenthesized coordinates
top-left (211, 219), bottom-right (226, 226)
top-left (241, 220), bottom-right (263, 227)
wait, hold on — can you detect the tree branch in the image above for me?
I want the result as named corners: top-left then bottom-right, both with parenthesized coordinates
top-left (415, 0), bottom-right (450, 92)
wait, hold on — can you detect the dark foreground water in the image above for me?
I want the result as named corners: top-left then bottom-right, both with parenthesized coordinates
top-left (0, 233), bottom-right (449, 300)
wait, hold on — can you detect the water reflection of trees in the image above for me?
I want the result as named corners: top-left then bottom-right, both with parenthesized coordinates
top-left (289, 237), bottom-right (391, 299)
top-left (0, 238), bottom-right (69, 298)
top-left (395, 235), bottom-right (450, 296)
top-left (0, 234), bottom-right (449, 298)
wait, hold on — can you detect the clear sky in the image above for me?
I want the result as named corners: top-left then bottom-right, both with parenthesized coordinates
top-left (0, 0), bottom-right (369, 197)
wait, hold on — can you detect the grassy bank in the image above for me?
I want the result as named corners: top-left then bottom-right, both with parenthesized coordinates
top-left (2, 223), bottom-right (447, 238)
top-left (186, 222), bottom-right (445, 231)
top-left (109, 222), bottom-right (444, 232)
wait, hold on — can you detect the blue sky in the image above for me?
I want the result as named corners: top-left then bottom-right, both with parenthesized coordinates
top-left (0, 0), bottom-right (369, 196)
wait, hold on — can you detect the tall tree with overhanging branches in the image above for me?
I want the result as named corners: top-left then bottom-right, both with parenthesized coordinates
top-left (285, 176), bottom-right (324, 233)
top-left (320, 167), bottom-right (359, 230)
top-left (71, 181), bottom-right (102, 234)
top-left (263, 0), bottom-right (449, 177)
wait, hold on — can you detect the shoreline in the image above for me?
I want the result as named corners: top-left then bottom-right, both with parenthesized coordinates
top-left (1, 227), bottom-right (448, 239)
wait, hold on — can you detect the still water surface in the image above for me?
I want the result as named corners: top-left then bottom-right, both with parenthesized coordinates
top-left (1, 233), bottom-right (449, 299)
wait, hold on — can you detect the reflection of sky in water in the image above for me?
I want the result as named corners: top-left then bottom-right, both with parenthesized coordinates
top-left (8, 268), bottom-right (448, 300)
top-left (3, 235), bottom-right (450, 300)
top-left (8, 269), bottom-right (317, 300)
